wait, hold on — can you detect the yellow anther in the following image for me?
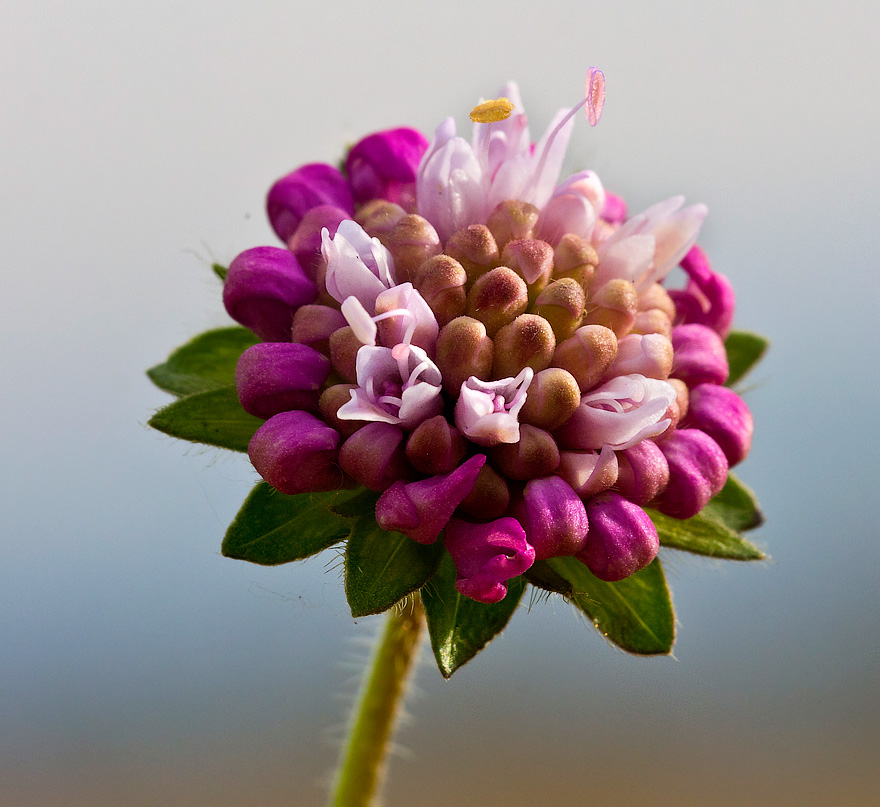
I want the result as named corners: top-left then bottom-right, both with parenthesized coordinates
top-left (469, 97), bottom-right (515, 124)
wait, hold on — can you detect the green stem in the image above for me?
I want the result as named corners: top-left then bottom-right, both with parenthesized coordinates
top-left (329, 596), bottom-right (425, 807)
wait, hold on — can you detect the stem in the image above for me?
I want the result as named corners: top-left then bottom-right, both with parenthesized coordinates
top-left (329, 596), bottom-right (425, 807)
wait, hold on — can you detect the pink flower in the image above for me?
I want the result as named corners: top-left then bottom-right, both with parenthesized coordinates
top-left (454, 368), bottom-right (533, 446)
top-left (321, 219), bottom-right (397, 311)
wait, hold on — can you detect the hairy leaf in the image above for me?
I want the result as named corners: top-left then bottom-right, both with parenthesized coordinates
top-left (702, 473), bottom-right (765, 532)
top-left (647, 506), bottom-right (765, 561)
top-left (725, 330), bottom-right (768, 386)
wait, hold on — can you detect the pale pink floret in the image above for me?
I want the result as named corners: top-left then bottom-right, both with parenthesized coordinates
top-left (556, 374), bottom-right (677, 451)
top-left (455, 368), bottom-right (534, 446)
top-left (321, 219), bottom-right (397, 311)
top-left (556, 445), bottom-right (619, 498)
top-left (337, 344), bottom-right (443, 430)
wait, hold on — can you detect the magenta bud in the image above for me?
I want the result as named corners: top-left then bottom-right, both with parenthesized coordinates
top-left (235, 342), bottom-right (330, 419)
top-left (287, 204), bottom-right (350, 280)
top-left (223, 247), bottom-right (318, 342)
top-left (671, 323), bottom-right (729, 386)
top-left (345, 127), bottom-right (429, 210)
top-left (266, 163), bottom-right (354, 243)
top-left (405, 415), bottom-right (468, 475)
top-left (376, 455), bottom-right (486, 545)
top-left (576, 493), bottom-right (659, 582)
top-left (290, 304), bottom-right (347, 356)
top-left (248, 410), bottom-right (342, 495)
top-left (444, 517), bottom-right (536, 604)
top-left (339, 422), bottom-right (410, 491)
top-left (615, 439), bottom-right (670, 504)
top-left (601, 191), bottom-right (627, 224)
top-left (655, 429), bottom-right (729, 519)
top-left (515, 476), bottom-right (589, 559)
top-left (682, 384), bottom-right (753, 466)
top-left (667, 245), bottom-right (736, 338)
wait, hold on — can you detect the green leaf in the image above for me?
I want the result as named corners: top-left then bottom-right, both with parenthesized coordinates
top-left (523, 560), bottom-right (574, 596)
top-left (147, 327), bottom-right (259, 397)
top-left (148, 385), bottom-right (262, 452)
top-left (213, 263), bottom-right (228, 281)
top-left (345, 518), bottom-right (443, 618)
top-left (222, 482), bottom-right (355, 565)
top-left (725, 330), bottom-right (768, 386)
top-left (422, 553), bottom-right (526, 678)
top-left (548, 556), bottom-right (675, 655)
top-left (702, 473), bottom-right (765, 532)
top-left (331, 487), bottom-right (379, 519)
top-left (646, 506), bottom-right (765, 561)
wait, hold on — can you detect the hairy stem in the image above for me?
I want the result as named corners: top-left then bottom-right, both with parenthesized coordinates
top-left (329, 596), bottom-right (425, 807)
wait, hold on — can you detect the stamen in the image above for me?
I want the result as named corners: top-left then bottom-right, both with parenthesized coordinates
top-left (407, 359), bottom-right (432, 387)
top-left (378, 395), bottom-right (403, 410)
top-left (470, 97), bottom-right (515, 123)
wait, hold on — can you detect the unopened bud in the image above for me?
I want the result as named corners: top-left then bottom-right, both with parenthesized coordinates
top-left (668, 377), bottom-right (690, 420)
top-left (553, 233), bottom-right (598, 291)
top-left (383, 214), bottom-right (441, 282)
top-left (655, 429), bottom-right (728, 519)
top-left (288, 205), bottom-right (350, 281)
top-left (534, 278), bottom-right (586, 342)
top-left (355, 198), bottom-right (407, 239)
top-left (501, 238), bottom-right (554, 300)
top-left (339, 422), bottom-right (411, 492)
top-left (444, 224), bottom-right (500, 285)
top-left (405, 415), bottom-right (468, 475)
top-left (552, 324), bottom-right (618, 392)
top-left (584, 279), bottom-right (638, 337)
top-left (486, 199), bottom-right (540, 247)
top-left (328, 325), bottom-right (362, 383)
top-left (615, 440), bottom-right (669, 504)
top-left (638, 283), bottom-right (677, 320)
top-left (412, 255), bottom-right (468, 326)
top-left (436, 316), bottom-right (494, 396)
top-left (518, 368), bottom-right (580, 431)
top-left (492, 314), bottom-right (556, 379)
top-left (631, 309), bottom-right (673, 338)
top-left (557, 446), bottom-right (619, 499)
top-left (671, 323), bottom-right (729, 386)
top-left (290, 304), bottom-right (347, 355)
top-left (604, 333), bottom-right (674, 380)
top-left (466, 266), bottom-right (529, 336)
top-left (682, 383), bottom-right (753, 467)
top-left (514, 476), bottom-right (589, 559)
top-left (457, 463), bottom-right (511, 521)
top-left (318, 384), bottom-right (362, 438)
top-left (490, 424), bottom-right (560, 480)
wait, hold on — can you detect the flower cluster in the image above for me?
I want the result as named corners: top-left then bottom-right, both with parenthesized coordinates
top-left (224, 77), bottom-right (753, 604)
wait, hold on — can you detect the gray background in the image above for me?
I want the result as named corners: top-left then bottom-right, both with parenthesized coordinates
top-left (2, 1), bottom-right (878, 805)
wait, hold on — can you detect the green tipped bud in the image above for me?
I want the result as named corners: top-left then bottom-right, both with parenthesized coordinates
top-left (328, 325), bottom-right (362, 383)
top-left (501, 238), bottom-right (554, 302)
top-left (436, 316), bottom-right (494, 395)
top-left (405, 415), bottom-right (468, 475)
top-left (553, 233), bottom-right (598, 292)
top-left (491, 314), bottom-right (556, 379)
top-left (319, 383), bottom-right (362, 438)
top-left (668, 377), bottom-right (690, 420)
top-left (457, 463), bottom-right (511, 521)
top-left (553, 324), bottom-right (618, 392)
top-left (444, 224), bottom-right (500, 285)
top-left (486, 199), bottom-right (540, 248)
top-left (383, 213), bottom-right (441, 282)
top-left (533, 278), bottom-right (586, 342)
top-left (518, 368), bottom-right (581, 431)
top-left (584, 278), bottom-right (638, 337)
top-left (631, 308), bottom-right (673, 338)
top-left (638, 282), bottom-right (677, 320)
top-left (412, 254), bottom-right (468, 327)
top-left (466, 266), bottom-right (529, 336)
top-left (355, 199), bottom-right (407, 239)
top-left (489, 424), bottom-right (560, 481)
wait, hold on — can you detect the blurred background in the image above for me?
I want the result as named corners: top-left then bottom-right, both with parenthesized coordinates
top-left (2, 1), bottom-right (878, 805)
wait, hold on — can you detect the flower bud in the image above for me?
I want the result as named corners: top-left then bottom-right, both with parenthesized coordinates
top-left (383, 214), bottom-right (441, 282)
top-left (287, 205), bottom-right (351, 281)
top-left (668, 377), bottom-right (690, 420)
top-left (345, 127), bottom-right (429, 210)
top-left (456, 463), bottom-right (510, 521)
top-left (552, 324), bottom-right (618, 392)
top-left (355, 199), bottom-right (407, 239)
top-left (655, 429), bottom-right (729, 519)
top-left (318, 384), bottom-right (362, 438)
top-left (556, 446), bottom-right (619, 498)
top-left (376, 455), bottom-right (486, 544)
top-left (638, 283), bottom-right (677, 321)
top-left (444, 224), bottom-right (500, 285)
top-left (584, 278), bottom-right (638, 337)
top-left (405, 415), bottom-right (468, 475)
top-left (466, 266), bottom-right (529, 336)
top-left (604, 333), bottom-right (674, 380)
top-left (631, 309), bottom-right (673, 338)
top-left (248, 410), bottom-right (342, 495)
top-left (576, 493), bottom-right (659, 582)
top-left (518, 368), bottom-right (580, 431)
top-left (671, 323), bottom-right (729, 386)
top-left (501, 238), bottom-right (554, 299)
top-left (536, 193), bottom-right (596, 248)
top-left (266, 163), bottom-right (353, 243)
top-left (436, 316), bottom-right (494, 396)
top-left (374, 283), bottom-right (439, 356)
top-left (235, 342), bottom-right (330, 419)
top-left (553, 233), bottom-right (598, 291)
top-left (492, 314), bottom-right (556, 379)
top-left (533, 278), bottom-right (586, 342)
top-left (615, 439), bottom-right (669, 504)
top-left (667, 245), bottom-right (735, 338)
top-left (490, 424), bottom-right (560, 480)
top-left (412, 255), bottom-right (468, 326)
top-left (455, 369), bottom-right (532, 446)
top-left (444, 517), bottom-right (536, 604)
top-left (328, 326), bottom-right (362, 383)
top-left (682, 383), bottom-right (753, 466)
top-left (339, 422), bottom-right (410, 491)
top-left (486, 199), bottom-right (540, 248)
top-left (290, 304), bottom-right (347, 355)
top-left (223, 247), bottom-right (317, 342)
top-left (601, 192), bottom-right (627, 224)
top-left (514, 476), bottom-right (589, 559)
